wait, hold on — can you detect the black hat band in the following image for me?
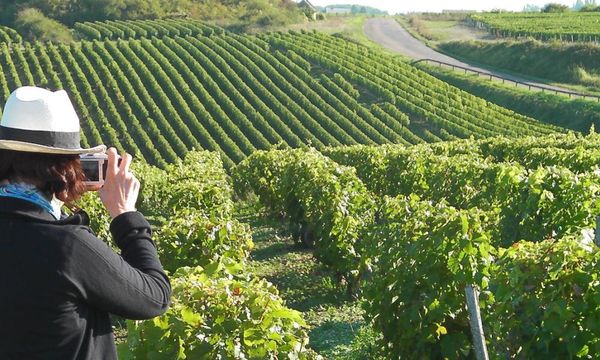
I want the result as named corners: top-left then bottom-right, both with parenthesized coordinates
top-left (0, 125), bottom-right (81, 149)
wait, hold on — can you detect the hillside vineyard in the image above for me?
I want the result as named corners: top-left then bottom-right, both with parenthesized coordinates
top-left (468, 12), bottom-right (600, 42)
top-left (0, 23), bottom-right (558, 168)
top-left (1, 17), bottom-right (599, 359)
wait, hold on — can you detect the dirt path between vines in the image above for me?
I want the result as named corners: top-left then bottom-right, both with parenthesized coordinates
top-left (363, 18), bottom-right (576, 95)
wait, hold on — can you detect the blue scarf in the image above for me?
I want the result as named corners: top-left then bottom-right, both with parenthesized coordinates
top-left (0, 183), bottom-right (62, 220)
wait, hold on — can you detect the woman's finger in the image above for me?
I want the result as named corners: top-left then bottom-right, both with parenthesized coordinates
top-left (120, 152), bottom-right (132, 174)
top-left (106, 147), bottom-right (119, 179)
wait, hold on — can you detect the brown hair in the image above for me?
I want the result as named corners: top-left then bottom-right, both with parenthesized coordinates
top-left (0, 149), bottom-right (87, 204)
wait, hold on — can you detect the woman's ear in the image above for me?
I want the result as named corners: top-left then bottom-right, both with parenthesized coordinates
top-left (55, 189), bottom-right (70, 203)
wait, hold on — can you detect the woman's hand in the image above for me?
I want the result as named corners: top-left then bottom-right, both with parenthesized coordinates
top-left (98, 148), bottom-right (140, 219)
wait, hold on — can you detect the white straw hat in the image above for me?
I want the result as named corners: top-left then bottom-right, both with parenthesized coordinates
top-left (0, 86), bottom-right (106, 154)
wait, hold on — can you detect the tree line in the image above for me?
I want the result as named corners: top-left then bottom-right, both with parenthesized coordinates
top-left (0, 0), bottom-right (305, 42)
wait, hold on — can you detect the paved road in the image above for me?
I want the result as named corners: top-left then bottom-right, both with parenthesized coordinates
top-left (363, 18), bottom-right (584, 96)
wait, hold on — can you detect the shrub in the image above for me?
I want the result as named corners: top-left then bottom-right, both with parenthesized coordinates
top-left (542, 3), bottom-right (570, 12)
top-left (362, 197), bottom-right (496, 359)
top-left (156, 209), bottom-right (253, 273)
top-left (119, 260), bottom-right (314, 360)
top-left (234, 149), bottom-right (376, 293)
top-left (136, 151), bottom-right (233, 220)
top-left (485, 235), bottom-right (600, 358)
top-left (15, 8), bottom-right (73, 43)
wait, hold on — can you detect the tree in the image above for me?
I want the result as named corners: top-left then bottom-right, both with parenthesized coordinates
top-left (14, 7), bottom-right (73, 42)
top-left (579, 0), bottom-right (600, 11)
top-left (542, 3), bottom-right (570, 12)
top-left (523, 4), bottom-right (542, 11)
top-left (580, 4), bottom-right (600, 10)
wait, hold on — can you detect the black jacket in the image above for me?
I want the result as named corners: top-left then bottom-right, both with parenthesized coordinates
top-left (0, 197), bottom-right (171, 360)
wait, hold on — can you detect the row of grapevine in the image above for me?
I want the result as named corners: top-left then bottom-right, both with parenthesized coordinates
top-left (272, 49), bottom-right (374, 145)
top-left (1, 44), bottom-right (22, 90)
top-left (157, 37), bottom-right (267, 154)
top-left (0, 26), bottom-right (22, 44)
top-left (108, 40), bottom-right (204, 159)
top-left (319, 74), bottom-right (419, 144)
top-left (234, 148), bottom-right (375, 293)
top-left (207, 35), bottom-right (328, 148)
top-left (364, 196), bottom-right (599, 358)
top-left (74, 18), bottom-right (222, 40)
top-left (300, 30), bottom-right (552, 136)
top-left (276, 48), bottom-right (414, 145)
top-left (326, 132), bottom-right (600, 175)
top-left (226, 34), bottom-right (346, 147)
top-left (172, 37), bottom-right (286, 146)
top-left (80, 151), bottom-right (314, 359)
top-left (87, 41), bottom-right (170, 166)
top-left (23, 43), bottom-right (48, 88)
top-left (137, 37), bottom-right (251, 162)
top-left (468, 12), bottom-right (600, 42)
top-left (0, 25), bottom-right (563, 167)
top-left (268, 31), bottom-right (558, 139)
top-left (120, 38), bottom-right (233, 165)
top-left (234, 142), bottom-right (600, 358)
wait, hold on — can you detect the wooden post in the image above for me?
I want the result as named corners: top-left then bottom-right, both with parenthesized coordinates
top-left (465, 285), bottom-right (489, 360)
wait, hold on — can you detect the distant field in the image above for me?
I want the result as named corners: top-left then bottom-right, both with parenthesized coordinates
top-left (468, 12), bottom-right (600, 42)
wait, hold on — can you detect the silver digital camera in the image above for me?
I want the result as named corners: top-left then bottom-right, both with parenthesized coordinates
top-left (80, 153), bottom-right (121, 186)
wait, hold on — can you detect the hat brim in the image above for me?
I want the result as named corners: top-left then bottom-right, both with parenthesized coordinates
top-left (0, 140), bottom-right (106, 154)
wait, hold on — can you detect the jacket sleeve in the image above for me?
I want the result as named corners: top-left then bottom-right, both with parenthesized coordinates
top-left (68, 211), bottom-right (172, 320)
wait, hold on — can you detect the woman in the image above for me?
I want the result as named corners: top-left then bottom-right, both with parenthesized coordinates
top-left (0, 86), bottom-right (171, 359)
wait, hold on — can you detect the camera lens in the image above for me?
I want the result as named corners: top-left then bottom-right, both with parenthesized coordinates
top-left (82, 161), bottom-right (99, 182)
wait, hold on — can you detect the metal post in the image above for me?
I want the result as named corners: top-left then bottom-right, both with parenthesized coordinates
top-left (465, 285), bottom-right (489, 360)
top-left (595, 216), bottom-right (600, 247)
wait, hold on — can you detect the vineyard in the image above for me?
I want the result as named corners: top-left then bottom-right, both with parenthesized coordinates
top-left (73, 18), bottom-right (224, 40)
top-left (79, 132), bottom-right (600, 358)
top-left (468, 12), bottom-right (600, 42)
top-left (0, 20), bottom-right (559, 169)
top-left (79, 151), bottom-right (313, 359)
top-left (1, 16), bottom-right (599, 359)
top-left (234, 132), bottom-right (600, 359)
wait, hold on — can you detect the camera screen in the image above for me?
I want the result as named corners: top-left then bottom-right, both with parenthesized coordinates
top-left (81, 160), bottom-right (100, 182)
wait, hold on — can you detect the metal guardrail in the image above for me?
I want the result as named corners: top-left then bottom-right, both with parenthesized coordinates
top-left (413, 58), bottom-right (600, 103)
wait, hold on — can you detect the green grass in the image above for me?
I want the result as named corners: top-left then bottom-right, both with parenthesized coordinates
top-left (397, 15), bottom-right (600, 99)
top-left (418, 63), bottom-right (600, 132)
top-left (438, 40), bottom-right (600, 93)
top-left (239, 206), bottom-right (368, 359)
